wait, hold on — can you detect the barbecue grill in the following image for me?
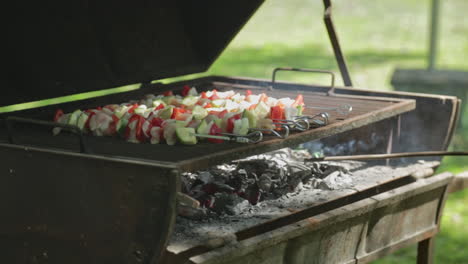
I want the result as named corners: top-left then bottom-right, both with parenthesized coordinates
top-left (1, 1), bottom-right (465, 264)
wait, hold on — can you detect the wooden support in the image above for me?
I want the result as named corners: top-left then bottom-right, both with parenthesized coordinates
top-left (448, 171), bottom-right (468, 193)
top-left (417, 237), bottom-right (435, 264)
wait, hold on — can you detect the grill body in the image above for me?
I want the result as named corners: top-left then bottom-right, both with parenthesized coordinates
top-left (0, 75), bottom-right (461, 263)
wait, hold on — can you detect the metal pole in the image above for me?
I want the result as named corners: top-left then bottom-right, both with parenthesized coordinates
top-left (428, 0), bottom-right (441, 71)
top-left (323, 0), bottom-right (353, 87)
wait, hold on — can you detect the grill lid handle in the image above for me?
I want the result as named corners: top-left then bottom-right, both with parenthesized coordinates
top-left (5, 116), bottom-right (89, 154)
top-left (271, 67), bottom-right (336, 95)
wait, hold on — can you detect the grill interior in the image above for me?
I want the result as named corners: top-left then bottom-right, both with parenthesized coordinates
top-left (2, 80), bottom-right (415, 172)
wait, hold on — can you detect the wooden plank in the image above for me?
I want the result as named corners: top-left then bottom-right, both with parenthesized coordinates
top-left (417, 237), bottom-right (435, 264)
top-left (448, 171), bottom-right (468, 193)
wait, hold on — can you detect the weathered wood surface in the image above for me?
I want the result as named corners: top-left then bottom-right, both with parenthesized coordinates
top-left (448, 171), bottom-right (468, 193)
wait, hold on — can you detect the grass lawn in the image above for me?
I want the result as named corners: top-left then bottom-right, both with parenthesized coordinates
top-left (1, 0), bottom-right (467, 263)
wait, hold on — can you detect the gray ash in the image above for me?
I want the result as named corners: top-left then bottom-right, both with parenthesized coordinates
top-left (180, 148), bottom-right (355, 218)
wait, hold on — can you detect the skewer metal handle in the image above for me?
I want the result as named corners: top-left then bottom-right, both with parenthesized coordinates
top-left (251, 125), bottom-right (290, 139)
top-left (5, 116), bottom-right (89, 154)
top-left (193, 131), bottom-right (263, 144)
top-left (271, 67), bottom-right (336, 95)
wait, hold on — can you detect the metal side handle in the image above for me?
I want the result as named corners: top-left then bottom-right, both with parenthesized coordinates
top-left (5, 116), bottom-right (89, 154)
top-left (271, 67), bottom-right (336, 95)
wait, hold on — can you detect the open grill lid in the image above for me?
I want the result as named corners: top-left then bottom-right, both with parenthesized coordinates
top-left (3, 0), bottom-right (264, 107)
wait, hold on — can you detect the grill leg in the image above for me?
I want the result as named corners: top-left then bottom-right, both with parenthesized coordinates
top-left (417, 237), bottom-right (435, 264)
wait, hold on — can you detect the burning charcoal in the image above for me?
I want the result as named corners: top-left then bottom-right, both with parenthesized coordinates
top-left (199, 171), bottom-right (214, 184)
top-left (237, 169), bottom-right (248, 177)
top-left (200, 196), bottom-right (216, 209)
top-left (236, 160), bottom-right (269, 176)
top-left (243, 185), bottom-right (261, 205)
top-left (211, 193), bottom-right (249, 215)
top-left (258, 174), bottom-right (272, 192)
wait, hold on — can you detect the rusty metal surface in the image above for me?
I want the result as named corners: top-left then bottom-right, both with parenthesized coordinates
top-left (0, 143), bottom-right (179, 264)
top-left (178, 172), bottom-right (452, 264)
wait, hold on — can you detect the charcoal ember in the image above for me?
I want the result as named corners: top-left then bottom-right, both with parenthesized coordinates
top-left (181, 173), bottom-right (199, 193)
top-left (178, 148), bottom-right (355, 218)
top-left (258, 173), bottom-right (272, 192)
top-left (187, 182), bottom-right (207, 200)
top-left (240, 184), bottom-right (261, 205)
top-left (235, 160), bottom-right (270, 176)
top-left (226, 169), bottom-right (251, 192)
top-left (198, 171), bottom-right (214, 184)
top-left (202, 182), bottom-right (235, 194)
top-left (178, 204), bottom-right (207, 220)
top-left (210, 193), bottom-right (249, 215)
top-left (200, 196), bottom-right (216, 209)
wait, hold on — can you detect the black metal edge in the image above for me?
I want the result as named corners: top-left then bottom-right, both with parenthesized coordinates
top-left (0, 142), bottom-right (178, 170)
top-left (323, 0), bottom-right (353, 87)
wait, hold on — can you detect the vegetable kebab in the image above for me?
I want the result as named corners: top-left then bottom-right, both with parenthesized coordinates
top-left (53, 86), bottom-right (305, 145)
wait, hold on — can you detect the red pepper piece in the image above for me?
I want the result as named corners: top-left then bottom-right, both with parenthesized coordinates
top-left (208, 123), bottom-right (223, 143)
top-left (201, 91), bottom-right (209, 99)
top-left (271, 105), bottom-right (285, 129)
top-left (127, 103), bottom-right (139, 114)
top-left (171, 107), bottom-right (186, 120)
top-left (259, 93), bottom-right (268, 103)
top-left (218, 110), bottom-right (228, 118)
top-left (181, 85), bottom-right (191, 96)
top-left (226, 114), bottom-right (242, 133)
top-left (135, 116), bottom-right (146, 142)
top-left (53, 109), bottom-right (64, 122)
top-left (111, 114), bottom-right (120, 124)
top-left (144, 117), bottom-right (164, 137)
top-left (163, 90), bottom-right (174, 96)
top-left (154, 104), bottom-right (165, 111)
top-left (203, 103), bottom-right (213, 109)
top-left (125, 114), bottom-right (146, 142)
top-left (292, 94), bottom-right (304, 107)
top-left (150, 117), bottom-right (164, 127)
top-left (107, 114), bottom-right (120, 136)
top-left (270, 105), bottom-right (285, 121)
top-left (124, 115), bottom-right (139, 139)
top-left (84, 112), bottom-right (96, 130)
top-left (245, 90), bottom-right (252, 96)
top-left (209, 90), bottom-right (220, 100)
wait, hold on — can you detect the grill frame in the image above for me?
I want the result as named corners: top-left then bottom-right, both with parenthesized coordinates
top-left (0, 77), bottom-right (416, 172)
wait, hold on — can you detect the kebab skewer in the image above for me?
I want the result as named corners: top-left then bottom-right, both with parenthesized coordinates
top-left (53, 86), bottom-right (324, 145)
